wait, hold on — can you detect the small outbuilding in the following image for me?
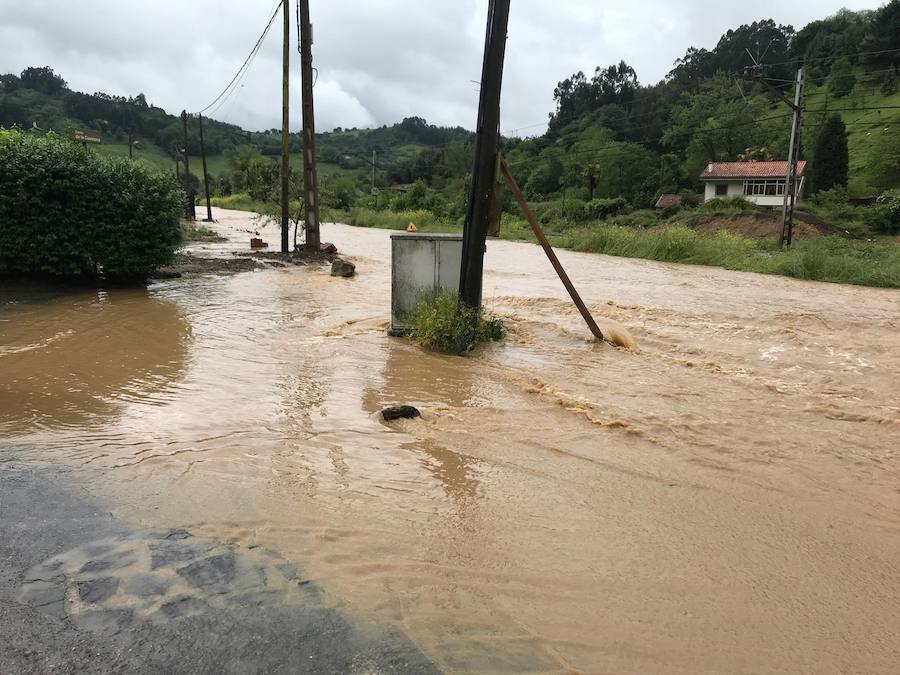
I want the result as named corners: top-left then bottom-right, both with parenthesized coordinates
top-left (699, 161), bottom-right (806, 207)
top-left (654, 193), bottom-right (701, 211)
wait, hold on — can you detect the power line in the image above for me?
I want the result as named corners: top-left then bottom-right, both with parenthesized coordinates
top-left (755, 47), bottom-right (900, 69)
top-left (805, 105), bottom-right (900, 113)
top-left (194, 1), bottom-right (283, 115)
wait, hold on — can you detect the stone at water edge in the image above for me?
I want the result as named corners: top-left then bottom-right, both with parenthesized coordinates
top-left (381, 406), bottom-right (421, 421)
top-left (331, 259), bottom-right (356, 278)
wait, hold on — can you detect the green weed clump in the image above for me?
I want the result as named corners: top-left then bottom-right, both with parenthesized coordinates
top-left (410, 290), bottom-right (504, 355)
top-left (181, 222), bottom-right (226, 242)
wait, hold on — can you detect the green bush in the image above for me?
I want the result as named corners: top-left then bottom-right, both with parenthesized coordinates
top-left (583, 197), bottom-right (628, 219)
top-left (531, 199), bottom-right (586, 226)
top-left (410, 289), bottom-right (504, 355)
top-left (866, 189), bottom-right (900, 235)
top-left (0, 130), bottom-right (183, 281)
top-left (606, 210), bottom-right (660, 228)
top-left (696, 196), bottom-right (757, 213)
top-left (802, 187), bottom-right (870, 237)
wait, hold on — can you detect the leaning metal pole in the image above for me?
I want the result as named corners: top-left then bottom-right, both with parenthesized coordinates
top-left (499, 157), bottom-right (604, 342)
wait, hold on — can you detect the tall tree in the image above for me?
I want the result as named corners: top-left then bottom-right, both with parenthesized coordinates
top-left (19, 66), bottom-right (67, 96)
top-left (828, 58), bottom-right (856, 98)
top-left (810, 115), bottom-right (848, 193)
top-left (662, 74), bottom-right (768, 176)
top-left (860, 0), bottom-right (900, 72)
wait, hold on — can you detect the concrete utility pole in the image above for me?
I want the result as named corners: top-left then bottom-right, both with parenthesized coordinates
top-left (280, 0), bottom-right (291, 253)
top-left (198, 114), bottom-right (214, 223)
top-left (299, 0), bottom-right (321, 251)
top-left (781, 66), bottom-right (805, 248)
top-left (459, 0), bottom-right (511, 308)
top-left (372, 150), bottom-right (377, 195)
top-left (181, 110), bottom-right (196, 221)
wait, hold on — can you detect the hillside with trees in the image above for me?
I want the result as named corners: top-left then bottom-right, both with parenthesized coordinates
top-left (1, 1), bottom-right (898, 214)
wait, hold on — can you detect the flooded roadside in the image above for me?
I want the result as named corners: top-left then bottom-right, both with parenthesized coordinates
top-left (2, 207), bottom-right (900, 673)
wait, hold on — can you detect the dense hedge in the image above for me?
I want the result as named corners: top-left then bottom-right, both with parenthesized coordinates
top-left (0, 130), bottom-right (183, 281)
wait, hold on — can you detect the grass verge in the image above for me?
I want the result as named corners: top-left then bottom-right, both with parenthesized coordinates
top-left (209, 193), bottom-right (266, 213)
top-left (563, 225), bottom-right (900, 288)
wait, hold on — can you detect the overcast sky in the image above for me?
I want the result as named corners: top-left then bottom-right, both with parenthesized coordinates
top-left (0, 0), bottom-right (882, 135)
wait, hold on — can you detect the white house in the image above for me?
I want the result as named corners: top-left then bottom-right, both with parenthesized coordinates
top-left (699, 161), bottom-right (806, 207)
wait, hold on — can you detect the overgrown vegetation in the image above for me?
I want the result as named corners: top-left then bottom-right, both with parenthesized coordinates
top-left (181, 221), bottom-right (226, 242)
top-left (410, 290), bottom-right (504, 355)
top-left (0, 130), bottom-right (183, 281)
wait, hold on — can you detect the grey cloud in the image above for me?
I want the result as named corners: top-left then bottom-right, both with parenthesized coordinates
top-left (0, 0), bottom-right (881, 134)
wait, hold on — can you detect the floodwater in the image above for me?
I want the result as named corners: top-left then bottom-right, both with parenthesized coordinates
top-left (2, 207), bottom-right (900, 673)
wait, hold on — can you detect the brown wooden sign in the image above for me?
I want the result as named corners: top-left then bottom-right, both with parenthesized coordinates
top-left (73, 130), bottom-right (101, 144)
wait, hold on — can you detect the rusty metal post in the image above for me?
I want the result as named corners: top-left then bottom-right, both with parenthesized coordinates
top-left (499, 158), bottom-right (604, 342)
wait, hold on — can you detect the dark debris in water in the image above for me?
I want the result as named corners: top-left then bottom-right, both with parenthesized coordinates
top-left (381, 405), bottom-right (422, 421)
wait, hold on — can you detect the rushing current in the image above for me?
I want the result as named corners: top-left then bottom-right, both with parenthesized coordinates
top-left (2, 208), bottom-right (899, 673)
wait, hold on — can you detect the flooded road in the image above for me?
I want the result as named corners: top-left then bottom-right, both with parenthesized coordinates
top-left (2, 207), bottom-right (900, 673)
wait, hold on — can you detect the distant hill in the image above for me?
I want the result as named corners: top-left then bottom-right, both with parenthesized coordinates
top-left (0, 66), bottom-right (472, 187)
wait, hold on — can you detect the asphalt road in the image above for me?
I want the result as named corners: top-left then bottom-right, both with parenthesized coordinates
top-left (0, 465), bottom-right (438, 674)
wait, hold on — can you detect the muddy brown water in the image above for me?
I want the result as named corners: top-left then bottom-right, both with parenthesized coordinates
top-left (2, 207), bottom-right (900, 673)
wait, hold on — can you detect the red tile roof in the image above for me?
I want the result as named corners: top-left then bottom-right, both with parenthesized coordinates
top-left (699, 161), bottom-right (806, 179)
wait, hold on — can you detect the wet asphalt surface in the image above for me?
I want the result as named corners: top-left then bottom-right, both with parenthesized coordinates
top-left (0, 465), bottom-right (438, 674)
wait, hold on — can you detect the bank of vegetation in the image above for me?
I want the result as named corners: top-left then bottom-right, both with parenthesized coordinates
top-left (0, 130), bottom-right (183, 282)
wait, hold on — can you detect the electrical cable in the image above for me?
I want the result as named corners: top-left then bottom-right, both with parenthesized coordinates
top-left (194, 0), bottom-right (283, 115)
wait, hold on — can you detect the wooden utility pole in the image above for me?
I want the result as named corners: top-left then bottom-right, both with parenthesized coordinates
top-left (459, 0), bottom-right (511, 308)
top-left (280, 0), bottom-right (291, 253)
top-left (781, 66), bottom-right (805, 248)
top-left (181, 110), bottom-right (196, 221)
top-left (198, 114), bottom-right (214, 222)
top-left (299, 0), bottom-right (321, 250)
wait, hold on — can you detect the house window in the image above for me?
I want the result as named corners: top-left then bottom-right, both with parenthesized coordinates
top-left (715, 184), bottom-right (728, 196)
top-left (743, 179), bottom-right (786, 197)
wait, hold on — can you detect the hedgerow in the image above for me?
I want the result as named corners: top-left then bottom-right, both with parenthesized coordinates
top-left (0, 130), bottom-right (183, 281)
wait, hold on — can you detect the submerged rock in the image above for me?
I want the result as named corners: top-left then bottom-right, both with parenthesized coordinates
top-left (331, 258), bottom-right (356, 278)
top-left (381, 405), bottom-right (421, 421)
